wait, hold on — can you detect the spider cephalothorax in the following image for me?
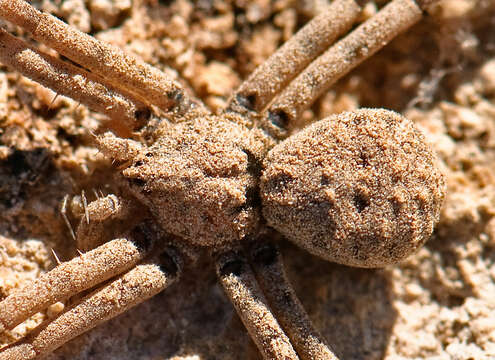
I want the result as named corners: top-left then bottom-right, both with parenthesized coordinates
top-left (0, 0), bottom-right (445, 359)
top-left (101, 113), bottom-right (272, 246)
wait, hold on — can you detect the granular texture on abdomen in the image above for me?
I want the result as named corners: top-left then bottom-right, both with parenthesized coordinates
top-left (261, 108), bottom-right (445, 268)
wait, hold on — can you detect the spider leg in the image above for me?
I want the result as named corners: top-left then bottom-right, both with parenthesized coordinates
top-left (0, 28), bottom-right (150, 130)
top-left (75, 194), bottom-right (137, 252)
top-left (0, 249), bottom-right (180, 360)
top-left (228, 0), bottom-right (364, 114)
top-left (228, 0), bottom-right (437, 139)
top-left (264, 0), bottom-right (432, 138)
top-left (216, 251), bottom-right (300, 360)
top-left (0, 0), bottom-right (206, 118)
top-left (250, 242), bottom-right (339, 360)
top-left (0, 224), bottom-right (156, 335)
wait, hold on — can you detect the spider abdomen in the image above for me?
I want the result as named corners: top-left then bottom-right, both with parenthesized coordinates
top-left (261, 109), bottom-right (445, 268)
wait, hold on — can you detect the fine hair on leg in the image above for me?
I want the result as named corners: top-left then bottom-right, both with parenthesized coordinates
top-left (216, 251), bottom-right (299, 360)
top-left (0, 0), bottom-right (205, 117)
top-left (0, 258), bottom-right (179, 360)
top-left (250, 242), bottom-right (339, 360)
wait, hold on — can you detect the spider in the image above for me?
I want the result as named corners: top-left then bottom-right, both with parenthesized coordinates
top-left (0, 0), bottom-right (446, 359)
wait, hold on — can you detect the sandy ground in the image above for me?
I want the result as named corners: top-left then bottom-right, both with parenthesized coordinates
top-left (1, 0), bottom-right (495, 359)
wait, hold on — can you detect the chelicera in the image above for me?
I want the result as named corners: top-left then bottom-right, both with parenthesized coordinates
top-left (0, 0), bottom-right (445, 359)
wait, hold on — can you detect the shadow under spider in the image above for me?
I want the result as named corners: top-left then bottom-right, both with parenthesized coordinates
top-left (46, 243), bottom-right (396, 360)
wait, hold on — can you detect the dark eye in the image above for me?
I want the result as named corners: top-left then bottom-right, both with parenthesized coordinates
top-left (128, 177), bottom-right (152, 195)
top-left (129, 178), bottom-right (146, 187)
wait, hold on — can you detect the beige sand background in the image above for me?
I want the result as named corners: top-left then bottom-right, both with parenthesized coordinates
top-left (1, 0), bottom-right (495, 359)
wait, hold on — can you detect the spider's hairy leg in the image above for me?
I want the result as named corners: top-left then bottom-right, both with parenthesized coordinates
top-left (216, 251), bottom-right (299, 360)
top-left (75, 194), bottom-right (136, 252)
top-left (261, 0), bottom-right (438, 139)
top-left (250, 243), bottom-right (339, 360)
top-left (228, 0), bottom-right (364, 114)
top-left (0, 28), bottom-right (149, 130)
top-left (0, 225), bottom-right (156, 335)
top-left (0, 251), bottom-right (180, 360)
top-left (0, 0), bottom-right (206, 118)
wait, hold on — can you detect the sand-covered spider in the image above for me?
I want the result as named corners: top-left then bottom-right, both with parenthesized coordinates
top-left (0, 0), bottom-right (445, 359)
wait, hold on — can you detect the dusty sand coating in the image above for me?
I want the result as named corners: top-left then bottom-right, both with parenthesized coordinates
top-left (111, 113), bottom-right (271, 247)
top-left (0, 0), bottom-right (495, 359)
top-left (262, 109), bottom-right (445, 268)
